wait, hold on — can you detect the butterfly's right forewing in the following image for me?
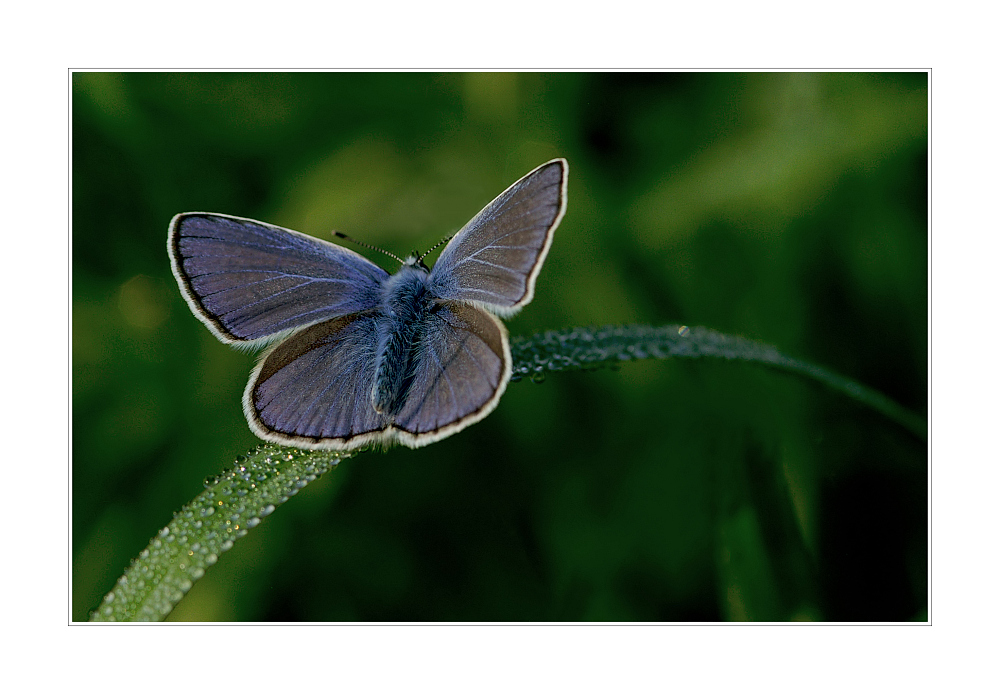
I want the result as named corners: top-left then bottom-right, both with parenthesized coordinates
top-left (169, 213), bottom-right (389, 344)
top-left (429, 159), bottom-right (566, 316)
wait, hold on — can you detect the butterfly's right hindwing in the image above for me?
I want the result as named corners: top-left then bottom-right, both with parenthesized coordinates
top-left (390, 300), bottom-right (511, 447)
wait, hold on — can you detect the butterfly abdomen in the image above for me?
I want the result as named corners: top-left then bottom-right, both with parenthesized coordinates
top-left (371, 266), bottom-right (433, 417)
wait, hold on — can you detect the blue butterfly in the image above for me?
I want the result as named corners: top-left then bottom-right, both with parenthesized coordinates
top-left (168, 159), bottom-right (567, 450)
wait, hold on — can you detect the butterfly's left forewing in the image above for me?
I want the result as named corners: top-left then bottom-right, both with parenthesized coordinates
top-left (169, 213), bottom-right (389, 344)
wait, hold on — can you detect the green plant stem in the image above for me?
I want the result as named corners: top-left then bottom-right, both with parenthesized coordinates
top-left (89, 323), bottom-right (925, 621)
top-left (509, 324), bottom-right (926, 439)
top-left (89, 446), bottom-right (348, 621)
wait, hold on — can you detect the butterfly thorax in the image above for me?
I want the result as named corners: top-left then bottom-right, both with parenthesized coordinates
top-left (371, 265), bottom-right (435, 417)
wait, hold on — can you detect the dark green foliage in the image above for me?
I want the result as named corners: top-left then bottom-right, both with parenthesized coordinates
top-left (73, 72), bottom-right (927, 621)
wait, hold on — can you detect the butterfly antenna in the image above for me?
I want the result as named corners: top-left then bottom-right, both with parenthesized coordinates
top-left (334, 231), bottom-right (405, 265)
top-left (418, 235), bottom-right (454, 264)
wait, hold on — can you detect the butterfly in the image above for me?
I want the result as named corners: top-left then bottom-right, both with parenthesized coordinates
top-left (168, 158), bottom-right (567, 450)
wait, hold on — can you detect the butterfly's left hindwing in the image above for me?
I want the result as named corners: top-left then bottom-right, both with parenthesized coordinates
top-left (245, 313), bottom-right (387, 448)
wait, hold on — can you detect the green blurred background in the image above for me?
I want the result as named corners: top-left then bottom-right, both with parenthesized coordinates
top-left (72, 72), bottom-right (927, 621)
